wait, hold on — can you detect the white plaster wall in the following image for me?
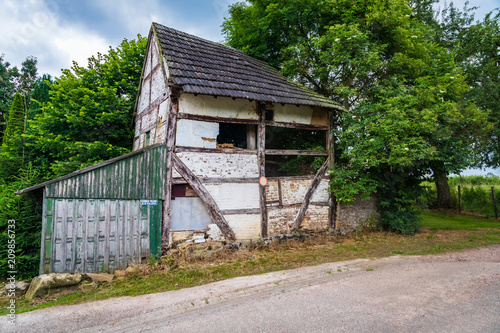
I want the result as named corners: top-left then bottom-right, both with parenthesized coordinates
top-left (176, 119), bottom-right (219, 148)
top-left (272, 103), bottom-right (314, 124)
top-left (205, 183), bottom-right (260, 210)
top-left (179, 94), bottom-right (258, 120)
top-left (311, 179), bottom-right (330, 203)
top-left (225, 214), bottom-right (261, 240)
top-left (137, 77), bottom-right (150, 114)
top-left (176, 152), bottom-right (258, 178)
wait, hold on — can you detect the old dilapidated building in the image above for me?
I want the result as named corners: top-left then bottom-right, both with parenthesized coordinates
top-left (18, 23), bottom-right (377, 274)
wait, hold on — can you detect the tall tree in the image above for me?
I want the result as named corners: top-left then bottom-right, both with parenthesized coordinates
top-left (26, 35), bottom-right (147, 177)
top-left (0, 54), bottom-right (19, 142)
top-left (223, 0), bottom-right (488, 231)
top-left (0, 92), bottom-right (25, 179)
top-left (456, 11), bottom-right (500, 167)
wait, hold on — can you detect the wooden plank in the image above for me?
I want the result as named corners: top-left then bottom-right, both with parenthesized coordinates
top-left (267, 175), bottom-right (324, 181)
top-left (39, 193), bottom-right (48, 275)
top-left (172, 153), bottom-right (236, 240)
top-left (265, 149), bottom-right (328, 156)
top-left (177, 112), bottom-right (260, 125)
top-left (162, 93), bottom-right (179, 244)
top-left (265, 120), bottom-right (328, 131)
top-left (221, 208), bottom-right (261, 215)
top-left (104, 200), bottom-right (111, 273)
top-left (277, 179), bottom-right (283, 208)
top-left (175, 146), bottom-right (257, 155)
top-left (328, 111), bottom-right (337, 229)
top-left (70, 199), bottom-right (78, 273)
top-left (258, 105), bottom-right (267, 238)
top-left (291, 158), bottom-right (330, 231)
top-left (199, 177), bottom-right (260, 184)
top-left (82, 200), bottom-right (88, 273)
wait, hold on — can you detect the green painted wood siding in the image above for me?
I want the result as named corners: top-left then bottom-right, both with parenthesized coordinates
top-left (45, 145), bottom-right (167, 199)
top-left (41, 198), bottom-right (161, 274)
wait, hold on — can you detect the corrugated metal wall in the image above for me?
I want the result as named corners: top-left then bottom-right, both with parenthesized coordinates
top-left (41, 198), bottom-right (162, 274)
top-left (45, 145), bottom-right (167, 199)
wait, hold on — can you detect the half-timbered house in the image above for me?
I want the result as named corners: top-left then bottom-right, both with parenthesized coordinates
top-left (17, 23), bottom-right (377, 274)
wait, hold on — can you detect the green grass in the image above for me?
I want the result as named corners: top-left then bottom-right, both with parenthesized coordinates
top-left (422, 211), bottom-right (500, 230)
top-left (1, 210), bottom-right (499, 316)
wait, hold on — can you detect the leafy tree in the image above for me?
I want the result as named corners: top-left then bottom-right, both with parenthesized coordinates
top-left (455, 11), bottom-right (500, 167)
top-left (223, 0), bottom-right (488, 231)
top-left (17, 56), bottom-right (38, 108)
top-left (26, 35), bottom-right (147, 177)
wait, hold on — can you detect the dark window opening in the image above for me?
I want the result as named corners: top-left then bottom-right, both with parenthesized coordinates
top-left (265, 109), bottom-right (274, 121)
top-left (145, 131), bottom-right (151, 146)
top-left (217, 123), bottom-right (247, 148)
top-left (265, 155), bottom-right (327, 177)
top-left (265, 127), bottom-right (326, 150)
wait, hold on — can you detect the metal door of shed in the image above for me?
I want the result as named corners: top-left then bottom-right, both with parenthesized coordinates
top-left (40, 198), bottom-right (161, 274)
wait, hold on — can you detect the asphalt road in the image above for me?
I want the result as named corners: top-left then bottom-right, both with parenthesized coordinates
top-left (3, 245), bottom-right (500, 332)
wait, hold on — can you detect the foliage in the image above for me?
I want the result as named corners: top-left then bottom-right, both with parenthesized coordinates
top-left (0, 92), bottom-right (25, 180)
top-left (25, 35), bottom-right (147, 177)
top-left (421, 175), bottom-right (500, 217)
top-left (223, 0), bottom-right (487, 233)
top-left (0, 164), bottom-right (43, 280)
top-left (17, 56), bottom-right (38, 108)
top-left (456, 11), bottom-right (500, 167)
top-left (0, 54), bottom-right (19, 139)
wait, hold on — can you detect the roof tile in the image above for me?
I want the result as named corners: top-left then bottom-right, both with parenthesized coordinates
top-left (152, 23), bottom-right (343, 110)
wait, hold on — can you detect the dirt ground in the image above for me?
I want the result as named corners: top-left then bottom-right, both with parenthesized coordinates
top-left (2, 245), bottom-right (500, 332)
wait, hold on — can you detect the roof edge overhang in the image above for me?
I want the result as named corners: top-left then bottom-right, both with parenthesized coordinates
top-left (15, 143), bottom-right (164, 195)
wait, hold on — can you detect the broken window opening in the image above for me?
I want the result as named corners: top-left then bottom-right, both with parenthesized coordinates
top-left (216, 123), bottom-right (248, 149)
top-left (265, 127), bottom-right (327, 151)
top-left (145, 131), bottom-right (151, 146)
top-left (265, 155), bottom-right (327, 177)
top-left (264, 127), bottom-right (327, 176)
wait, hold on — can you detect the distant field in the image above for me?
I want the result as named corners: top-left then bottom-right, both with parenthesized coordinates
top-left (421, 175), bottom-right (500, 217)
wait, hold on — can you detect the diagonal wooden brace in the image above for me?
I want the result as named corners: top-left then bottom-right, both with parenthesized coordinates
top-left (172, 153), bottom-right (236, 241)
top-left (290, 158), bottom-right (330, 231)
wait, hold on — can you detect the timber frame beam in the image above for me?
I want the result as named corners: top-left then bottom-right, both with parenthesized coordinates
top-left (290, 158), bottom-right (330, 231)
top-left (172, 153), bottom-right (236, 240)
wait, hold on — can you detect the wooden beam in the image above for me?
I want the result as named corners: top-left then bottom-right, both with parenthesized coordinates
top-left (290, 158), bottom-right (330, 231)
top-left (328, 111), bottom-right (337, 229)
top-left (265, 149), bottom-right (328, 156)
top-left (221, 208), bottom-right (261, 215)
top-left (175, 146), bottom-right (257, 155)
top-left (175, 113), bottom-right (328, 131)
top-left (162, 92), bottom-right (179, 245)
top-left (258, 104), bottom-right (268, 238)
top-left (172, 153), bottom-right (236, 240)
top-left (265, 120), bottom-right (328, 131)
top-left (277, 178), bottom-right (283, 208)
top-left (173, 177), bottom-right (260, 185)
top-left (177, 112), bottom-right (259, 125)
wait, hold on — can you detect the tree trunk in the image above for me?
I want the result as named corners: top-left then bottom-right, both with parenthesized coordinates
top-left (434, 169), bottom-right (452, 208)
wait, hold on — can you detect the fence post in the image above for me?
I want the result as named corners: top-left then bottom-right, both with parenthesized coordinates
top-left (458, 185), bottom-right (462, 213)
top-left (492, 187), bottom-right (498, 219)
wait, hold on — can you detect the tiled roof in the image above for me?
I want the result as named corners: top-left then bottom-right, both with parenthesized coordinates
top-left (152, 23), bottom-right (343, 110)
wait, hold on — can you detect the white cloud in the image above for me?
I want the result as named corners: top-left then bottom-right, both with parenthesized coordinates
top-left (0, 0), bottom-right (112, 76)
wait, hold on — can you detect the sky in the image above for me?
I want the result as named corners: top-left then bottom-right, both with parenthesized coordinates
top-left (1, 0), bottom-right (499, 78)
top-left (1, 0), bottom-right (499, 176)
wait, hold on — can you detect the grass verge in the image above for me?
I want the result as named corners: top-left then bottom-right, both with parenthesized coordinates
top-left (1, 210), bottom-right (499, 316)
